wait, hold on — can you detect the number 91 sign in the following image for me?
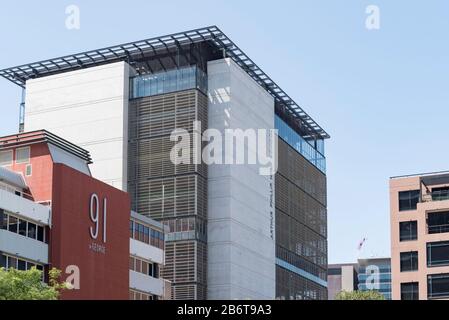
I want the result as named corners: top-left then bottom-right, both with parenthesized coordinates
top-left (89, 194), bottom-right (107, 243)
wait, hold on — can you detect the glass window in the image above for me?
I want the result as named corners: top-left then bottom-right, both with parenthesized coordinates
top-left (129, 257), bottom-right (135, 270)
top-left (0, 209), bottom-right (7, 230)
top-left (427, 241), bottom-right (449, 267)
top-left (400, 221), bottom-right (418, 241)
top-left (18, 219), bottom-right (27, 236)
top-left (17, 259), bottom-right (26, 270)
top-left (275, 115), bottom-right (326, 173)
top-left (401, 282), bottom-right (419, 300)
top-left (8, 215), bottom-right (18, 233)
top-left (27, 222), bottom-right (37, 239)
top-left (135, 259), bottom-right (141, 273)
top-left (428, 211), bottom-right (449, 234)
top-left (144, 226), bottom-right (149, 244)
top-left (428, 274), bottom-right (449, 299)
top-left (37, 226), bottom-right (44, 242)
top-left (399, 190), bottom-right (420, 211)
top-left (400, 251), bottom-right (419, 272)
top-left (0, 150), bottom-right (13, 166)
top-left (7, 256), bottom-right (17, 269)
top-left (0, 254), bottom-right (6, 268)
top-left (148, 262), bottom-right (154, 277)
top-left (26, 262), bottom-right (35, 270)
top-left (15, 147), bottom-right (30, 164)
top-left (25, 164), bottom-right (32, 176)
top-left (129, 220), bottom-right (134, 238)
top-left (137, 223), bottom-right (143, 242)
top-left (432, 187), bottom-right (449, 201)
top-left (142, 261), bottom-right (148, 275)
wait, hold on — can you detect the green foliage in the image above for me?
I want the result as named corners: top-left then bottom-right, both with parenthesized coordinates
top-left (335, 290), bottom-right (385, 300)
top-left (0, 267), bottom-right (68, 300)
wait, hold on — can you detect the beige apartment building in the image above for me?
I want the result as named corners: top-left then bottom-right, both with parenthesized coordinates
top-left (390, 171), bottom-right (449, 300)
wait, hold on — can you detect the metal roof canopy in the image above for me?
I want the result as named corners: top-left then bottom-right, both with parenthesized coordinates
top-left (0, 26), bottom-right (329, 140)
top-left (0, 129), bottom-right (92, 164)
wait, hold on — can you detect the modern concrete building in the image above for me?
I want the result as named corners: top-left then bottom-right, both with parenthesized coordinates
top-left (0, 26), bottom-right (329, 300)
top-left (0, 130), bottom-right (169, 300)
top-left (328, 258), bottom-right (391, 300)
top-left (327, 263), bottom-right (358, 300)
top-left (390, 171), bottom-right (449, 300)
top-left (357, 257), bottom-right (391, 300)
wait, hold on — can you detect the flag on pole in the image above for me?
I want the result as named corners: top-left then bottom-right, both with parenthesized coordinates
top-left (357, 238), bottom-right (367, 251)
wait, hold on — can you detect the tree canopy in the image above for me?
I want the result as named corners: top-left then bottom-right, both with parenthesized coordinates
top-left (335, 290), bottom-right (385, 300)
top-left (0, 267), bottom-right (67, 300)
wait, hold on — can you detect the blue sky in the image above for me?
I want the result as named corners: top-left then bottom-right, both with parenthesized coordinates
top-left (1, 1), bottom-right (448, 263)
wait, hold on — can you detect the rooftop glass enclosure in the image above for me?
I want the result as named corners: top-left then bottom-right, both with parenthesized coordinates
top-left (275, 116), bottom-right (326, 173)
top-left (130, 66), bottom-right (208, 99)
top-left (130, 66), bottom-right (326, 173)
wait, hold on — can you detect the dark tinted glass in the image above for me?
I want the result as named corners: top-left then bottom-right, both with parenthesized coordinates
top-left (427, 241), bottom-right (449, 267)
top-left (7, 256), bottom-right (17, 269)
top-left (0, 254), bottom-right (6, 268)
top-left (400, 251), bottom-right (418, 272)
top-left (18, 219), bottom-right (27, 236)
top-left (400, 221), bottom-right (418, 241)
top-left (37, 226), bottom-right (44, 242)
top-left (399, 190), bottom-right (420, 211)
top-left (17, 259), bottom-right (26, 270)
top-left (428, 211), bottom-right (449, 234)
top-left (428, 274), bottom-right (449, 298)
top-left (8, 216), bottom-right (17, 233)
top-left (401, 282), bottom-right (419, 300)
top-left (432, 187), bottom-right (449, 201)
top-left (27, 222), bottom-right (36, 239)
top-left (0, 209), bottom-right (6, 230)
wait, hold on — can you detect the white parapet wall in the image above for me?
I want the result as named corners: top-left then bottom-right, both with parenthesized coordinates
top-left (207, 58), bottom-right (276, 300)
top-left (0, 230), bottom-right (49, 264)
top-left (0, 189), bottom-right (50, 225)
top-left (129, 270), bottom-right (164, 296)
top-left (24, 62), bottom-right (130, 191)
top-left (130, 238), bottom-right (164, 265)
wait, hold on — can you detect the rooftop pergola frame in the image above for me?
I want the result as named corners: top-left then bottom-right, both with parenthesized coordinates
top-left (0, 26), bottom-right (329, 140)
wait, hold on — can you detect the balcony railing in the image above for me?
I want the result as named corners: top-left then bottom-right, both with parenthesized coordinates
top-left (422, 191), bottom-right (449, 203)
top-left (428, 224), bottom-right (449, 234)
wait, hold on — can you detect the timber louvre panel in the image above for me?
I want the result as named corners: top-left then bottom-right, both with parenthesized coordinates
top-left (275, 138), bottom-right (328, 300)
top-left (128, 89), bottom-right (208, 300)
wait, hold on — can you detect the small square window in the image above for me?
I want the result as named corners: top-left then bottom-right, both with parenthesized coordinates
top-left (16, 147), bottom-right (30, 164)
top-left (0, 150), bottom-right (13, 166)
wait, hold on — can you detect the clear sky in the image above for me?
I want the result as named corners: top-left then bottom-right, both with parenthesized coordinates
top-left (1, 1), bottom-right (448, 264)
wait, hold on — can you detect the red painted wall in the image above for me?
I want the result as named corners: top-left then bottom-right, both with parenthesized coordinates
top-left (3, 143), bottom-right (54, 201)
top-left (51, 164), bottom-right (130, 300)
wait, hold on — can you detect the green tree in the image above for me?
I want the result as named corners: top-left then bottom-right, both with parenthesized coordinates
top-left (335, 290), bottom-right (385, 300)
top-left (0, 267), bottom-right (68, 300)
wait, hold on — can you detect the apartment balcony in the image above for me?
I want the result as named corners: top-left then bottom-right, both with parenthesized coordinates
top-left (0, 188), bottom-right (50, 225)
top-left (0, 229), bottom-right (48, 264)
top-left (422, 190), bottom-right (449, 203)
top-left (130, 238), bottom-right (164, 265)
top-left (129, 270), bottom-right (164, 296)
